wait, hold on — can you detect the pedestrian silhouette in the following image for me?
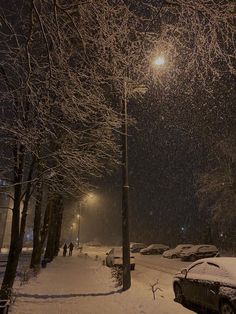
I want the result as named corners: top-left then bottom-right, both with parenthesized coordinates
top-left (69, 242), bottom-right (74, 256)
top-left (63, 243), bottom-right (67, 257)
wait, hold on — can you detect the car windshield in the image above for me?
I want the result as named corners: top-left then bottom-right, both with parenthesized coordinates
top-left (131, 243), bottom-right (144, 247)
top-left (175, 245), bottom-right (192, 251)
top-left (147, 244), bottom-right (162, 249)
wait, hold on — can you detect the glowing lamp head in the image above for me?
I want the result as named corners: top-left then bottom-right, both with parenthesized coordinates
top-left (154, 56), bottom-right (165, 66)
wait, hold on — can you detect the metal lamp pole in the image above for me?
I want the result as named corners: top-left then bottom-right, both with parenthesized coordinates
top-left (77, 203), bottom-right (82, 247)
top-left (77, 217), bottom-right (81, 247)
top-left (122, 79), bottom-right (131, 291)
top-left (121, 55), bottom-right (164, 290)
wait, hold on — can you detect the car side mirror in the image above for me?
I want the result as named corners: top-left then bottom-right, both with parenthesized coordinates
top-left (181, 268), bottom-right (187, 277)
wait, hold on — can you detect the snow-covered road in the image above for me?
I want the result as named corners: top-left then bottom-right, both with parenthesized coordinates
top-left (134, 253), bottom-right (191, 274)
top-left (83, 245), bottom-right (192, 274)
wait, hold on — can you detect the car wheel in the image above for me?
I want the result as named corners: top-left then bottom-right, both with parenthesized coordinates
top-left (174, 283), bottom-right (184, 304)
top-left (220, 300), bottom-right (235, 314)
top-left (190, 254), bottom-right (197, 261)
top-left (171, 254), bottom-right (177, 259)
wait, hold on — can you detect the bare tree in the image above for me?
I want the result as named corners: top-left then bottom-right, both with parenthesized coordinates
top-left (196, 135), bottom-right (236, 246)
top-left (0, 0), bottom-right (121, 298)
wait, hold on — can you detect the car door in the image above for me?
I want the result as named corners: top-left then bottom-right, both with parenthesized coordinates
top-left (179, 246), bottom-right (192, 257)
top-left (182, 262), bottom-right (206, 305)
top-left (200, 262), bottom-right (224, 311)
top-left (198, 246), bottom-right (217, 259)
top-left (196, 246), bottom-right (210, 259)
top-left (154, 248), bottom-right (160, 254)
top-left (203, 246), bottom-right (215, 258)
top-left (150, 248), bottom-right (156, 254)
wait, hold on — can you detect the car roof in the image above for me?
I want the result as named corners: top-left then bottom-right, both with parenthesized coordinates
top-left (184, 244), bottom-right (218, 252)
top-left (189, 257), bottom-right (236, 280)
top-left (148, 244), bottom-right (168, 247)
top-left (176, 244), bottom-right (193, 247)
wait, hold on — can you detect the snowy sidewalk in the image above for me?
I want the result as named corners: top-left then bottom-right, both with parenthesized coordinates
top-left (11, 253), bottom-right (192, 314)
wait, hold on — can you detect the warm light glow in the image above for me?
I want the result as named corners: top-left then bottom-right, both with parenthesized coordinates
top-left (88, 192), bottom-right (94, 199)
top-left (85, 192), bottom-right (97, 204)
top-left (153, 56), bottom-right (165, 66)
top-left (77, 214), bottom-right (80, 219)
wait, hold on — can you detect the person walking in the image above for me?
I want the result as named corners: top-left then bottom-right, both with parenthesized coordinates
top-left (63, 243), bottom-right (67, 257)
top-left (69, 242), bottom-right (74, 256)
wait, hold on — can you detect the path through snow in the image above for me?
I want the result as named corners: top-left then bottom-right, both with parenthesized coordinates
top-left (11, 253), bottom-right (192, 314)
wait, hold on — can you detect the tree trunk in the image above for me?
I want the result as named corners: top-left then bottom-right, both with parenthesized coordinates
top-left (30, 185), bottom-right (43, 269)
top-left (0, 144), bottom-right (24, 299)
top-left (53, 198), bottom-right (63, 257)
top-left (19, 161), bottom-right (34, 248)
top-left (31, 197), bottom-right (51, 268)
top-left (44, 198), bottom-right (58, 261)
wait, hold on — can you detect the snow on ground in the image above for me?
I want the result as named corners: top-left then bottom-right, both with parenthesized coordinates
top-left (10, 252), bottom-right (193, 314)
top-left (0, 250), bottom-right (33, 287)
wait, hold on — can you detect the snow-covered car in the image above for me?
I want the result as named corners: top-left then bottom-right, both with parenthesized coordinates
top-left (173, 257), bottom-right (236, 314)
top-left (130, 243), bottom-right (147, 253)
top-left (140, 244), bottom-right (169, 255)
top-left (180, 244), bottom-right (219, 261)
top-left (105, 248), bottom-right (135, 270)
top-left (163, 244), bottom-right (193, 259)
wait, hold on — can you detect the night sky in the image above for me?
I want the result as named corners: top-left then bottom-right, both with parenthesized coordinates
top-left (82, 76), bottom-right (235, 246)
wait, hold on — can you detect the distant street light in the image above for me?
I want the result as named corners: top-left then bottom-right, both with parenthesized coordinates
top-left (76, 192), bottom-right (97, 247)
top-left (76, 213), bottom-right (81, 247)
top-left (88, 192), bottom-right (94, 199)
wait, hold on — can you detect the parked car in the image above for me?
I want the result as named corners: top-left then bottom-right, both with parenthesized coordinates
top-left (180, 244), bottom-right (219, 261)
top-left (173, 257), bottom-right (236, 314)
top-left (140, 244), bottom-right (169, 255)
top-left (163, 244), bottom-right (193, 259)
top-left (130, 243), bottom-right (147, 253)
top-left (105, 247), bottom-right (135, 270)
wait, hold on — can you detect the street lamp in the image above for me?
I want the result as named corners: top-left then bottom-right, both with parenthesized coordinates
top-left (122, 79), bottom-right (130, 291)
top-left (76, 203), bottom-right (83, 247)
top-left (76, 192), bottom-right (97, 247)
top-left (153, 56), bottom-right (165, 66)
top-left (76, 214), bottom-right (81, 247)
top-left (122, 57), bottom-right (165, 291)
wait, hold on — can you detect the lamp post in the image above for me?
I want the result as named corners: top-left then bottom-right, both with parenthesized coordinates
top-left (76, 193), bottom-right (96, 248)
top-left (122, 79), bottom-right (131, 291)
top-left (121, 57), bottom-right (165, 291)
top-left (77, 213), bottom-right (81, 247)
top-left (121, 79), bottom-right (150, 291)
